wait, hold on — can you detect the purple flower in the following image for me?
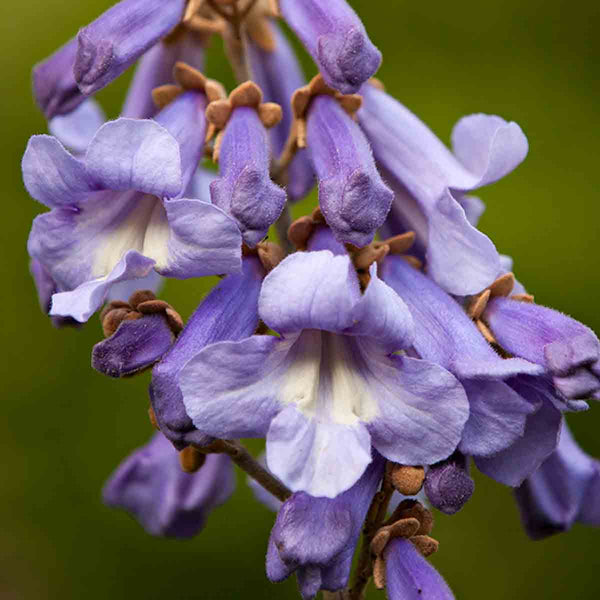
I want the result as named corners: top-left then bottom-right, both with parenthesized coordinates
top-left (48, 99), bottom-right (105, 155)
top-left (383, 538), bottom-right (455, 600)
top-left (381, 256), bottom-right (543, 460)
top-left (151, 255), bottom-right (265, 450)
top-left (267, 453), bottom-right (385, 599)
top-left (33, 38), bottom-right (84, 119)
top-left (246, 21), bottom-right (315, 202)
top-left (103, 433), bottom-right (234, 538)
top-left (179, 231), bottom-right (469, 497)
top-left (279, 0), bottom-right (381, 94)
top-left (359, 83), bottom-right (528, 295)
top-left (74, 0), bottom-right (187, 96)
top-left (24, 91), bottom-right (242, 323)
top-left (306, 95), bottom-right (393, 247)
top-left (514, 422), bottom-right (600, 539)
top-left (484, 296), bottom-right (600, 402)
top-left (210, 105), bottom-right (286, 247)
top-left (424, 452), bottom-right (474, 515)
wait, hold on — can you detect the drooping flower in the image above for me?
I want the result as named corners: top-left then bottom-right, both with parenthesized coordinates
top-left (179, 228), bottom-right (469, 497)
top-left (359, 82), bottom-right (528, 295)
top-left (267, 452), bottom-right (385, 599)
top-left (103, 432), bottom-right (234, 538)
top-left (279, 0), bottom-right (381, 94)
top-left (24, 88), bottom-right (242, 323)
top-left (151, 253), bottom-right (267, 450)
top-left (514, 422), bottom-right (600, 539)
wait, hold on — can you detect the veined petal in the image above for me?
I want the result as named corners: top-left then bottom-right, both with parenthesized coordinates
top-left (279, 0), bottom-right (381, 94)
top-left (307, 95), bottom-right (392, 246)
top-left (152, 256), bottom-right (264, 449)
top-left (210, 107), bottom-right (286, 246)
top-left (49, 99), bottom-right (106, 154)
top-left (74, 0), bottom-right (187, 95)
top-left (33, 38), bottom-right (84, 119)
top-left (259, 251), bottom-right (360, 335)
top-left (266, 405), bottom-right (372, 497)
top-left (23, 135), bottom-right (96, 208)
top-left (85, 118), bottom-right (182, 197)
top-left (49, 250), bottom-right (155, 322)
top-left (364, 353), bottom-right (469, 466)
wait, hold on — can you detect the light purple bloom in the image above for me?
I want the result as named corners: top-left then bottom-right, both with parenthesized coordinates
top-left (484, 297), bottom-right (600, 401)
top-left (267, 453), bottom-right (385, 599)
top-left (383, 538), bottom-right (455, 600)
top-left (24, 91), bottom-right (242, 323)
top-left (246, 22), bottom-right (314, 202)
top-left (74, 0), bottom-right (187, 96)
top-left (424, 452), bottom-right (474, 515)
top-left (180, 233), bottom-right (469, 498)
top-left (151, 255), bottom-right (265, 450)
top-left (210, 107), bottom-right (286, 247)
top-left (514, 422), bottom-right (600, 539)
top-left (33, 38), bottom-right (84, 119)
top-left (279, 0), bottom-right (381, 94)
top-left (381, 256), bottom-right (543, 459)
top-left (359, 83), bottom-right (528, 295)
top-left (103, 432), bottom-right (234, 538)
top-left (306, 95), bottom-right (393, 247)
top-left (48, 99), bottom-right (105, 154)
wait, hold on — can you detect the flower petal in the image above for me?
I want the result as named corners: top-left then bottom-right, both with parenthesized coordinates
top-left (49, 99), bottom-right (106, 154)
top-left (266, 405), bottom-right (372, 497)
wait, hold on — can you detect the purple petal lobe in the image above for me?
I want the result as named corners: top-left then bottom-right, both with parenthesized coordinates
top-left (210, 107), bottom-right (286, 246)
top-left (103, 433), bottom-right (234, 538)
top-left (279, 0), bottom-right (381, 93)
top-left (307, 95), bottom-right (392, 246)
top-left (384, 538), bottom-right (455, 600)
top-left (49, 99), bottom-right (106, 154)
top-left (49, 250), bottom-right (155, 322)
top-left (259, 250), bottom-right (360, 334)
top-left (33, 38), bottom-right (84, 119)
top-left (74, 0), bottom-right (187, 95)
top-left (151, 256), bottom-right (264, 449)
top-left (266, 405), bottom-right (372, 498)
top-left (85, 118), bottom-right (182, 197)
top-left (92, 314), bottom-right (174, 377)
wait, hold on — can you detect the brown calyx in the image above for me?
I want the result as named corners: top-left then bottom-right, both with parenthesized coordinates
top-left (205, 80), bottom-right (282, 160)
top-left (466, 272), bottom-right (535, 348)
top-left (287, 207), bottom-right (326, 251)
top-left (242, 240), bottom-right (285, 272)
top-left (371, 499), bottom-right (439, 590)
top-left (388, 464), bottom-right (426, 496)
top-left (100, 290), bottom-right (184, 339)
top-left (179, 445), bottom-right (207, 473)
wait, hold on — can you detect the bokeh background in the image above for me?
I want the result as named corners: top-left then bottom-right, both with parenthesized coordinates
top-left (1, 0), bottom-right (599, 598)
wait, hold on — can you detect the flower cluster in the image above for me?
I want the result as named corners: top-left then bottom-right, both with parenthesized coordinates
top-left (24, 1), bottom-right (599, 598)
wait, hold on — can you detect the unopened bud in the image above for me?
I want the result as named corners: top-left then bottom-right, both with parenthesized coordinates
top-left (424, 454), bottom-right (474, 515)
top-left (389, 464), bottom-right (425, 496)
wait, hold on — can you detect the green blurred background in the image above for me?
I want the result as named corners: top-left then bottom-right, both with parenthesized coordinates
top-left (1, 0), bottom-right (599, 598)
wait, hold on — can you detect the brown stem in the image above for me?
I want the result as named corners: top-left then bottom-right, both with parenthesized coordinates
top-left (346, 464), bottom-right (394, 600)
top-left (213, 440), bottom-right (292, 502)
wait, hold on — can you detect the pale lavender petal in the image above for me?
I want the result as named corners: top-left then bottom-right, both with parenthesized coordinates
top-left (157, 198), bottom-right (242, 278)
top-left (425, 452), bottom-right (474, 515)
top-left (307, 95), bottom-right (392, 246)
top-left (22, 135), bottom-right (96, 208)
top-left (32, 38), bottom-right (84, 119)
top-left (210, 107), bottom-right (286, 246)
top-left (259, 250), bottom-right (360, 334)
top-left (514, 423), bottom-right (599, 539)
top-left (380, 255), bottom-right (542, 379)
top-left (185, 166), bottom-right (217, 201)
top-left (456, 193), bottom-right (485, 226)
top-left (305, 224), bottom-right (347, 255)
top-left (151, 256), bottom-right (264, 449)
top-left (246, 21), bottom-right (314, 201)
top-left (103, 433), bottom-right (234, 538)
top-left (266, 405), bottom-right (372, 497)
top-left (92, 314), bottom-right (174, 377)
top-left (85, 118), bottom-right (182, 197)
top-left (364, 353), bottom-right (469, 466)
top-left (475, 400), bottom-right (562, 487)
top-left (121, 34), bottom-right (205, 119)
top-left (384, 538), bottom-right (455, 600)
top-left (49, 99), bottom-right (106, 154)
top-left (279, 0), bottom-right (381, 94)
top-left (74, 0), bottom-right (187, 95)
top-left (49, 250), bottom-right (155, 322)
top-left (107, 269), bottom-right (163, 302)
top-left (458, 379), bottom-right (537, 457)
